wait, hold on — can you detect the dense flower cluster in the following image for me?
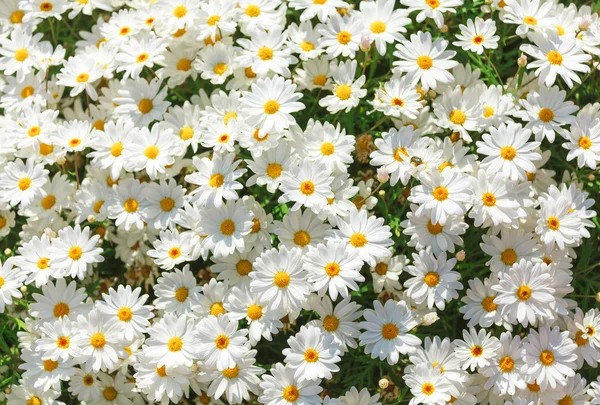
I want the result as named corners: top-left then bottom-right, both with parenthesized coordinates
top-left (0, 0), bottom-right (599, 405)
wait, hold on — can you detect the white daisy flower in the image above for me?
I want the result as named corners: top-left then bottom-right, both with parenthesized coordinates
top-left (72, 309), bottom-right (124, 372)
top-left (319, 59), bottom-right (367, 113)
top-left (96, 285), bottom-right (154, 341)
top-left (258, 362), bottom-right (322, 405)
top-left (454, 17), bottom-right (499, 54)
top-left (454, 327), bottom-right (501, 371)
top-left (144, 313), bottom-right (199, 368)
top-left (480, 331), bottom-right (527, 396)
top-left (48, 224), bottom-right (104, 280)
top-left (197, 313), bottom-right (248, 371)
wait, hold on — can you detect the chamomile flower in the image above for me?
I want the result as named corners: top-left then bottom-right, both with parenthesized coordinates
top-left (0, 258), bottom-right (26, 314)
top-left (358, 0), bottom-right (410, 55)
top-left (196, 42), bottom-right (237, 85)
top-left (0, 158), bottom-right (48, 208)
top-left (72, 309), bottom-right (124, 372)
top-left (36, 318), bottom-right (81, 361)
top-left (153, 265), bottom-right (201, 316)
top-left (481, 331), bottom-right (527, 395)
top-left (202, 199), bottom-right (254, 258)
top-left (88, 119), bottom-right (136, 181)
top-left (536, 193), bottom-right (583, 250)
top-left (454, 17), bottom-right (499, 54)
top-left (320, 59), bottom-right (367, 113)
top-left (401, 0), bottom-right (463, 28)
top-left (563, 114), bottom-right (600, 169)
top-left (56, 55), bottom-right (103, 100)
top-left (278, 159), bottom-right (334, 212)
top-left (114, 77), bottom-right (171, 127)
top-left (492, 259), bottom-right (555, 327)
top-left (403, 364), bottom-right (452, 405)
top-left (273, 208), bottom-right (332, 252)
top-left (404, 249), bottom-right (462, 310)
top-left (29, 278), bottom-right (90, 323)
top-left (197, 313), bottom-right (248, 371)
top-left (309, 296), bottom-right (362, 351)
top-left (454, 327), bottom-right (501, 371)
top-left (106, 178), bottom-right (147, 231)
top-left (258, 362), bottom-right (323, 405)
top-left (123, 123), bottom-right (179, 179)
top-left (393, 31), bottom-right (458, 90)
top-left (359, 299), bottom-right (421, 365)
top-left (521, 30), bottom-right (591, 88)
top-left (373, 76), bottom-right (422, 119)
top-left (144, 313), bottom-right (199, 368)
top-left (236, 29), bottom-right (297, 78)
top-left (115, 34), bottom-right (168, 80)
top-left (304, 240), bottom-right (365, 300)
top-left (501, 0), bottom-right (557, 36)
top-left (283, 324), bottom-right (342, 382)
top-left (96, 285), bottom-right (154, 341)
top-left (480, 229), bottom-right (542, 274)
top-left (14, 234), bottom-right (55, 288)
top-left (432, 85), bottom-right (482, 142)
top-left (48, 224), bottom-right (104, 280)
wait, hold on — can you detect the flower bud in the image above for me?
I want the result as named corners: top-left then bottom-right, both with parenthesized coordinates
top-left (427, 89), bottom-right (437, 99)
top-left (422, 312), bottom-right (439, 325)
top-left (596, 292), bottom-right (600, 303)
top-left (3, 248), bottom-right (11, 256)
top-left (378, 378), bottom-right (390, 389)
top-left (87, 215), bottom-right (97, 223)
top-left (517, 54), bottom-right (528, 67)
top-left (44, 227), bottom-right (56, 239)
top-left (360, 34), bottom-right (372, 52)
top-left (588, 174), bottom-right (595, 181)
top-left (20, 286), bottom-right (27, 293)
top-left (440, 24), bottom-right (448, 33)
top-left (456, 250), bottom-right (466, 261)
top-left (56, 155), bottom-right (67, 165)
top-left (377, 167), bottom-right (389, 183)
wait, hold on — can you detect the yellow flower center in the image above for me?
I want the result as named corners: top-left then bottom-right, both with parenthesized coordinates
top-left (207, 15), bottom-right (221, 26)
top-left (76, 73), bottom-right (89, 83)
top-left (349, 232), bottom-right (367, 247)
top-left (160, 197), bottom-right (175, 212)
top-left (432, 186), bottom-right (449, 201)
top-left (209, 173), bottom-right (224, 188)
top-left (173, 5), bottom-right (187, 18)
top-left (579, 136), bottom-right (592, 150)
top-left (123, 198), bottom-right (139, 213)
top-left (426, 0), bottom-right (440, 9)
top-left (215, 334), bottom-right (229, 349)
top-left (483, 106), bottom-right (495, 117)
top-left (482, 296), bottom-right (498, 312)
top-left (501, 249), bottom-right (517, 265)
top-left (294, 230), bottom-right (311, 247)
top-left (247, 304), bottom-right (263, 320)
top-left (427, 220), bottom-right (443, 235)
top-left (416, 55), bottom-right (433, 70)
top-left (324, 262), bottom-right (341, 277)
top-left (213, 63), bottom-right (228, 75)
top-left (10, 10), bottom-right (25, 24)
top-left (144, 145), bottom-right (160, 159)
top-left (313, 74), bottom-right (328, 86)
top-left (266, 163), bottom-right (283, 179)
top-left (421, 382), bottom-right (435, 396)
top-left (138, 98), bottom-right (153, 114)
top-left (53, 302), bottom-right (70, 318)
top-left (43, 359), bottom-right (58, 372)
top-left (375, 263), bottom-right (388, 275)
top-left (500, 146), bottom-right (516, 160)
top-left (424, 271), bottom-right (440, 287)
top-left (220, 219), bottom-right (236, 236)
top-left (56, 336), bottom-right (70, 349)
top-left (41, 195), bottom-right (56, 210)
top-left (472, 35), bottom-right (485, 44)
top-left (481, 192), bottom-right (496, 207)
top-left (68, 246), bottom-right (83, 260)
top-left (274, 271), bottom-right (291, 288)
top-left (168, 336), bottom-right (183, 351)
top-left (538, 108), bottom-right (554, 122)
top-left (175, 287), bottom-right (188, 302)
top-left (539, 349), bottom-right (555, 366)
top-left (21, 86), bottom-right (34, 99)
top-left (320, 142), bottom-right (335, 156)
top-left (322, 315), bottom-right (339, 331)
top-left (37, 257), bottom-right (50, 269)
top-left (18, 177), bottom-right (32, 191)
top-left (177, 58), bottom-right (191, 71)
top-left (222, 366), bottom-right (239, 379)
top-left (103, 387), bottom-right (118, 401)
top-left (264, 100), bottom-right (280, 114)
top-left (370, 21), bottom-right (386, 34)
top-left (236, 259), bottom-right (252, 275)
top-left (15, 48), bottom-right (29, 62)
top-left (304, 348), bottom-right (319, 363)
top-left (28, 126), bottom-right (41, 137)
top-left (546, 50), bottom-right (563, 65)
top-left (156, 365), bottom-right (167, 377)
top-left (381, 323), bottom-right (399, 340)
top-left (547, 216), bottom-right (560, 230)
top-left (245, 4), bottom-right (261, 17)
top-left (516, 285), bottom-right (532, 301)
top-left (337, 30), bottom-right (352, 44)
top-left (258, 46), bottom-right (273, 60)
top-left (499, 355), bottom-right (515, 372)
top-left (300, 41), bottom-right (315, 52)
top-left (449, 110), bottom-right (467, 125)
top-left (117, 307), bottom-right (133, 321)
top-left (394, 147), bottom-right (408, 162)
top-left (300, 180), bottom-right (315, 195)
top-left (136, 53), bottom-right (149, 63)
top-left (335, 84), bottom-right (352, 100)
top-left (90, 332), bottom-right (106, 349)
top-left (524, 15), bottom-right (537, 25)
top-left (282, 385), bottom-right (300, 402)
top-left (471, 345), bottom-right (483, 357)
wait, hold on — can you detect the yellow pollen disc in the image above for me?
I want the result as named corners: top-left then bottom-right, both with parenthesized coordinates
top-left (117, 307), bottom-right (133, 321)
top-left (175, 287), bottom-right (188, 302)
top-left (546, 50), bottom-right (563, 65)
top-left (160, 197), bottom-right (175, 212)
top-left (93, 120), bottom-right (105, 131)
top-left (41, 195), bottom-right (56, 210)
top-left (516, 285), bottom-right (532, 301)
top-left (394, 147), bottom-right (408, 162)
top-left (209, 173), bottom-right (224, 188)
top-left (579, 136), bottom-right (592, 149)
top-left (300, 41), bottom-right (315, 52)
top-left (266, 163), bottom-right (283, 178)
top-left (499, 355), bottom-right (514, 372)
top-left (53, 302), bottom-right (70, 318)
top-left (76, 73), bottom-right (89, 83)
top-left (136, 53), bottom-right (149, 63)
top-left (539, 349), bottom-right (555, 366)
top-left (68, 246), bottom-right (83, 260)
top-left (421, 382), bottom-right (435, 395)
top-left (236, 259), bottom-right (252, 275)
top-left (223, 112), bottom-right (238, 124)
top-left (220, 219), bottom-right (236, 236)
top-left (56, 336), bottom-right (70, 349)
top-left (245, 4), bottom-right (261, 17)
top-left (524, 16), bottom-right (537, 25)
top-left (381, 323), bottom-right (399, 340)
top-left (370, 21), bottom-right (386, 34)
top-left (547, 216), bottom-right (560, 230)
top-left (538, 107), bottom-right (555, 122)
top-left (500, 146), bottom-right (517, 160)
top-left (138, 98), bottom-right (153, 114)
top-left (274, 271), bottom-right (291, 288)
top-left (416, 55), bottom-right (433, 70)
top-left (210, 301), bottom-right (226, 316)
top-left (299, 180), bottom-right (315, 195)
top-left (375, 263), bottom-right (388, 275)
top-left (21, 86), bottom-right (34, 98)
top-left (222, 365), bottom-right (239, 378)
top-left (335, 84), bottom-right (352, 100)
top-left (313, 74), bottom-right (327, 86)
top-left (304, 348), bottom-right (319, 363)
top-left (15, 48), bottom-right (29, 62)
top-left (68, 138), bottom-right (81, 148)
top-left (527, 382), bottom-right (541, 392)
top-left (575, 330), bottom-right (588, 346)
top-left (245, 66), bottom-right (257, 78)
top-left (123, 198), bottom-right (139, 213)
top-left (176, 58), bottom-right (191, 71)
top-left (39, 143), bottom-right (54, 155)
top-left (213, 63), bottom-right (228, 75)
top-left (10, 10), bottom-right (25, 24)
top-left (179, 127), bottom-right (194, 140)
top-left (215, 334), bottom-right (229, 349)
top-left (349, 232), bottom-right (367, 247)
top-left (322, 315), bottom-right (339, 331)
top-left (18, 177), bottom-right (32, 191)
top-left (282, 385), bottom-right (300, 402)
top-left (103, 387), bottom-right (118, 401)
top-left (294, 230), bottom-right (311, 247)
top-left (258, 46), bottom-right (274, 60)
top-left (483, 106), bottom-right (494, 117)
top-left (482, 296), bottom-right (498, 312)
top-left (471, 345), bottom-right (483, 357)
top-left (501, 249), bottom-right (517, 265)
top-left (90, 332), bottom-right (106, 349)
top-left (28, 126), bottom-right (41, 137)
top-left (472, 35), bottom-right (485, 44)
top-left (481, 192), bottom-right (496, 207)
top-left (426, 0), bottom-right (440, 9)
top-left (207, 15), bottom-right (220, 25)
top-left (156, 365), bottom-right (167, 377)
top-left (43, 359), bottom-right (58, 372)
top-left (83, 375), bottom-right (95, 386)
top-left (559, 396), bottom-right (573, 405)
top-left (173, 5), bottom-right (187, 18)
top-left (426, 220), bottom-right (443, 235)
top-left (174, 28), bottom-right (186, 37)
top-left (392, 97), bottom-right (404, 107)
top-left (247, 304), bottom-right (263, 320)
top-left (449, 110), bottom-right (467, 125)
top-left (144, 145), bottom-right (160, 159)
top-left (432, 186), bottom-right (449, 201)
top-left (168, 336), bottom-right (183, 351)
top-left (37, 257), bottom-right (50, 269)
top-left (251, 218), bottom-right (261, 233)
top-left (424, 271), bottom-right (440, 287)
top-left (320, 142), bottom-right (335, 156)
top-left (336, 30), bottom-right (352, 44)
top-left (324, 262), bottom-right (341, 277)
top-left (110, 142), bottom-right (125, 157)
top-left (264, 100), bottom-right (280, 114)
top-left (0, 277), bottom-right (5, 288)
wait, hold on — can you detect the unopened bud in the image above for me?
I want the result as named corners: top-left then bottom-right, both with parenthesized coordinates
top-left (588, 174), bottom-right (595, 181)
top-left (440, 25), bottom-right (448, 33)
top-left (378, 189), bottom-right (385, 197)
top-left (3, 248), bottom-right (11, 256)
top-left (596, 292), bottom-right (600, 303)
top-left (378, 378), bottom-right (390, 389)
top-left (517, 54), bottom-right (528, 67)
top-left (427, 90), bottom-right (437, 99)
top-left (456, 250), bottom-right (466, 261)
top-left (56, 155), bottom-right (66, 165)
top-left (20, 286), bottom-right (27, 293)
top-left (485, 0), bottom-right (493, 4)
top-left (377, 167), bottom-right (389, 183)
top-left (360, 34), bottom-right (372, 52)
top-left (422, 312), bottom-right (439, 326)
top-left (87, 215), bottom-right (96, 223)
top-left (44, 227), bottom-right (56, 238)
